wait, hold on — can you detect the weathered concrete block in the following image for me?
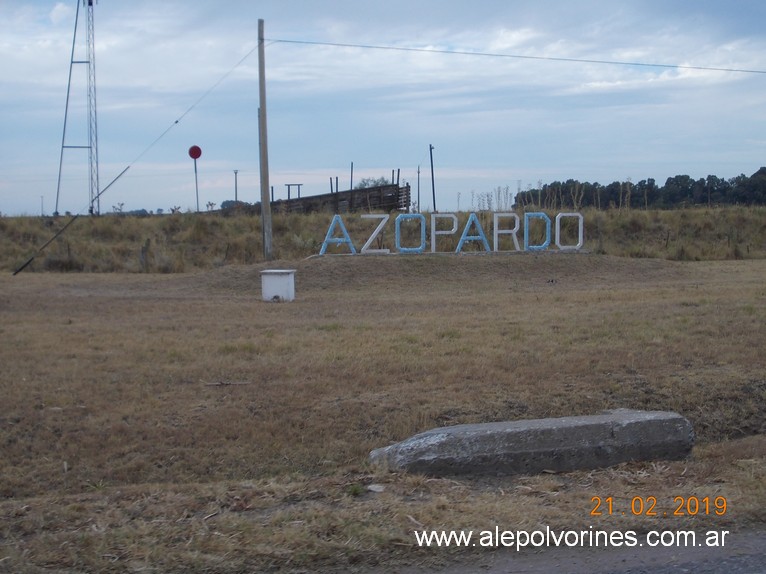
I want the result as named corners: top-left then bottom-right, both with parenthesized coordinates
top-left (369, 409), bottom-right (694, 476)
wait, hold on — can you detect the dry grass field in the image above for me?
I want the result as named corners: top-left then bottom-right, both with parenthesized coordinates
top-left (1, 253), bottom-right (765, 572)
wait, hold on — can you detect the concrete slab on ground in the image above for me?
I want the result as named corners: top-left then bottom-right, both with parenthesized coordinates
top-left (369, 409), bottom-right (694, 476)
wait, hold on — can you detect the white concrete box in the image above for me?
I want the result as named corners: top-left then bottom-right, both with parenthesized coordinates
top-left (260, 269), bottom-right (296, 302)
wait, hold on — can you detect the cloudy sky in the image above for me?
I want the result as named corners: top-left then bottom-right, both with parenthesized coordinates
top-left (1, 1), bottom-right (765, 215)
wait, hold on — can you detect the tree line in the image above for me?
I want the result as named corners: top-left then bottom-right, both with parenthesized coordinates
top-left (512, 167), bottom-right (766, 210)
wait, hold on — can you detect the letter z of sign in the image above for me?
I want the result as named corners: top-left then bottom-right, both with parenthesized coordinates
top-left (360, 214), bottom-right (390, 254)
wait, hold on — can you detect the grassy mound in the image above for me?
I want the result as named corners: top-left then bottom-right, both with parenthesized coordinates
top-left (1, 206), bottom-right (764, 273)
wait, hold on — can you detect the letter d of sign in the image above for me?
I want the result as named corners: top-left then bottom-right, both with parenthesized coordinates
top-left (524, 212), bottom-right (551, 251)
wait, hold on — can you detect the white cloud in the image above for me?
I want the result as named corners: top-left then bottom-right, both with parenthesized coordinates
top-left (49, 2), bottom-right (72, 26)
top-left (1, 0), bottom-right (766, 215)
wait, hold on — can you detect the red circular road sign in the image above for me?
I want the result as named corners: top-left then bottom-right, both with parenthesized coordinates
top-left (188, 145), bottom-right (202, 160)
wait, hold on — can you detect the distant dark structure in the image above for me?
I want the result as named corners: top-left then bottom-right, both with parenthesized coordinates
top-left (266, 183), bottom-right (411, 214)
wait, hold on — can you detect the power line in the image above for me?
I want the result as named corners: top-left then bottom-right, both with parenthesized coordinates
top-left (56, 34), bottom-right (766, 207)
top-left (14, 43), bottom-right (263, 274)
top-left (130, 43), bottom-right (261, 165)
top-left (270, 38), bottom-right (766, 76)
top-left (55, 39), bottom-right (268, 215)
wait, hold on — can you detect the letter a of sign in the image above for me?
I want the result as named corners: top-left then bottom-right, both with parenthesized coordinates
top-left (320, 214), bottom-right (357, 255)
top-left (456, 212), bottom-right (491, 253)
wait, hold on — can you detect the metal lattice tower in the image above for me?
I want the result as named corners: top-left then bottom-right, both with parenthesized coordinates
top-left (55, 0), bottom-right (100, 216)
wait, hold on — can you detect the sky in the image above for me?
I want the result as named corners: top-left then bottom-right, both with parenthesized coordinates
top-left (1, 0), bottom-right (765, 216)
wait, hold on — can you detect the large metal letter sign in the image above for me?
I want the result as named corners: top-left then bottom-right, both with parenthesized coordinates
top-left (524, 212), bottom-right (551, 251)
top-left (493, 213), bottom-right (521, 252)
top-left (395, 214), bottom-right (427, 253)
top-left (431, 213), bottom-right (458, 253)
top-left (319, 211), bottom-right (583, 256)
top-left (555, 212), bottom-right (584, 250)
top-left (320, 214), bottom-right (357, 255)
top-left (456, 212), bottom-right (491, 252)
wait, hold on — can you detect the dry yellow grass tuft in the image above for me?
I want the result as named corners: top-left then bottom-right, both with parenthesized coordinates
top-left (0, 254), bottom-right (764, 572)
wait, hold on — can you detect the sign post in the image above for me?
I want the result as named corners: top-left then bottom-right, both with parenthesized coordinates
top-left (188, 145), bottom-right (202, 212)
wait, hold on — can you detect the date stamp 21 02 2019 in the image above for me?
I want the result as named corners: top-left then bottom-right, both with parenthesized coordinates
top-left (591, 495), bottom-right (728, 517)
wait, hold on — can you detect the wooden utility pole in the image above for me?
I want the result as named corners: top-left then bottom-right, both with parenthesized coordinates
top-left (429, 144), bottom-right (437, 212)
top-left (258, 19), bottom-right (273, 260)
top-left (417, 165), bottom-right (420, 212)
